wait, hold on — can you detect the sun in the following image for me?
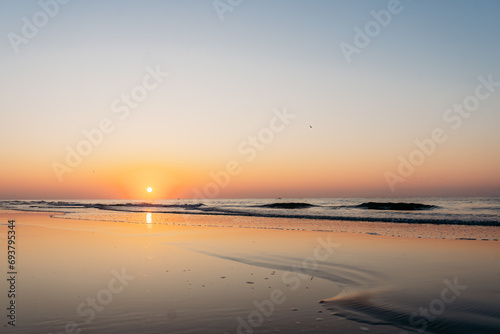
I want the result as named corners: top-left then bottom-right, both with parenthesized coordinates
top-left (147, 187), bottom-right (153, 193)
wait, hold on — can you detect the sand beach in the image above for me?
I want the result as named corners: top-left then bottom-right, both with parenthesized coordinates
top-left (1, 210), bottom-right (499, 333)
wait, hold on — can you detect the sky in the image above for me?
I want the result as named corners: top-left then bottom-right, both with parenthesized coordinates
top-left (1, 0), bottom-right (499, 200)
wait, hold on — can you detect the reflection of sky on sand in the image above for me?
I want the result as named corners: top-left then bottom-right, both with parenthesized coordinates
top-left (1, 211), bottom-right (499, 333)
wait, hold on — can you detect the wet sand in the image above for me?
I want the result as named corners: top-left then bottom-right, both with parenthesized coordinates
top-left (1, 210), bottom-right (499, 333)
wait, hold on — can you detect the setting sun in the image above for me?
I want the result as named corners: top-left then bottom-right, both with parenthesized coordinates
top-left (147, 187), bottom-right (153, 193)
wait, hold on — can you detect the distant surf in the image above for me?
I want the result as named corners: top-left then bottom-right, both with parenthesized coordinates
top-left (355, 202), bottom-right (437, 211)
top-left (257, 202), bottom-right (316, 209)
top-left (1, 198), bottom-right (499, 227)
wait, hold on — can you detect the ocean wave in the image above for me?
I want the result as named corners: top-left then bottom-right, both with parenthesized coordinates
top-left (256, 202), bottom-right (316, 209)
top-left (93, 206), bottom-right (499, 226)
top-left (1, 200), bottom-right (499, 227)
top-left (2, 200), bottom-right (205, 210)
top-left (355, 202), bottom-right (437, 211)
top-left (95, 202), bottom-right (205, 210)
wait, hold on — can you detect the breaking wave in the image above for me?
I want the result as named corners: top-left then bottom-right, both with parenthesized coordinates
top-left (355, 202), bottom-right (437, 211)
top-left (1, 199), bottom-right (499, 227)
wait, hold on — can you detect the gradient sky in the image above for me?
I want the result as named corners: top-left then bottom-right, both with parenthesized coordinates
top-left (1, 0), bottom-right (499, 199)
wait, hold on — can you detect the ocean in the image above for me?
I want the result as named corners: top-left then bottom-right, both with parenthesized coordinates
top-left (1, 197), bottom-right (499, 226)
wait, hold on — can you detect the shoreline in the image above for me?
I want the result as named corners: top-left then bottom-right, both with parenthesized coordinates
top-left (2, 207), bottom-right (499, 241)
top-left (45, 209), bottom-right (500, 241)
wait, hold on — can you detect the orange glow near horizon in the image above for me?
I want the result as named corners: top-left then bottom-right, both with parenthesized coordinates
top-left (0, 139), bottom-right (499, 199)
top-left (0, 154), bottom-right (499, 199)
